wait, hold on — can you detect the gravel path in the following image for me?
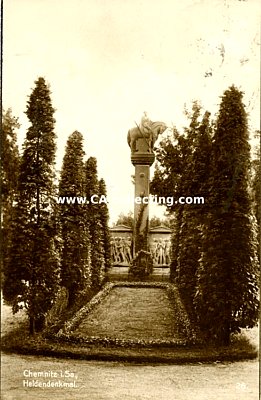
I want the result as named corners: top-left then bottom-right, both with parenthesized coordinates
top-left (1, 353), bottom-right (259, 400)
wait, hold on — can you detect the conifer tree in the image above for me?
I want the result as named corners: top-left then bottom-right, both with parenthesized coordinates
top-left (151, 140), bottom-right (177, 276)
top-left (151, 104), bottom-right (212, 298)
top-left (194, 86), bottom-right (259, 344)
top-left (98, 178), bottom-right (112, 273)
top-left (175, 110), bottom-right (212, 308)
top-left (59, 131), bottom-right (91, 307)
top-left (3, 77), bottom-right (60, 334)
top-left (151, 126), bottom-right (188, 280)
top-left (84, 157), bottom-right (105, 288)
top-left (250, 131), bottom-right (260, 261)
top-left (1, 109), bottom-right (20, 280)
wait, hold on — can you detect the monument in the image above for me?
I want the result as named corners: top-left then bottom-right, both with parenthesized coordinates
top-left (127, 112), bottom-right (167, 275)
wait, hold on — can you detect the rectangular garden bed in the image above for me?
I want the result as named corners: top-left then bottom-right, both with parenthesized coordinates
top-left (54, 282), bottom-right (201, 348)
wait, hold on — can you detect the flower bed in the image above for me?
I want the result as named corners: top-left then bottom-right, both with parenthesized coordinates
top-left (166, 285), bottom-right (201, 344)
top-left (58, 283), bottom-right (115, 334)
top-left (54, 333), bottom-right (190, 348)
top-left (53, 282), bottom-right (202, 348)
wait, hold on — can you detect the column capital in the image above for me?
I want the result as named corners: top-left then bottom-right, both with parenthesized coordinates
top-left (131, 153), bottom-right (155, 166)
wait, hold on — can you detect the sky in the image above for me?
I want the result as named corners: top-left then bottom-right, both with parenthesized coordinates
top-left (3, 0), bottom-right (260, 223)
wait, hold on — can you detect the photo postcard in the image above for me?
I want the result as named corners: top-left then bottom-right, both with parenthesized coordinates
top-left (1, 0), bottom-right (260, 399)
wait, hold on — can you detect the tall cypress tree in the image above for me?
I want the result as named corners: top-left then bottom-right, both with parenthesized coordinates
top-left (194, 86), bottom-right (259, 345)
top-left (176, 110), bottom-right (212, 309)
top-left (1, 109), bottom-right (20, 282)
top-left (151, 127), bottom-right (188, 281)
top-left (84, 157), bottom-right (105, 289)
top-left (98, 178), bottom-right (112, 273)
top-left (59, 131), bottom-right (92, 307)
top-left (250, 131), bottom-right (260, 261)
top-left (151, 103), bottom-right (212, 295)
top-left (3, 77), bottom-right (60, 334)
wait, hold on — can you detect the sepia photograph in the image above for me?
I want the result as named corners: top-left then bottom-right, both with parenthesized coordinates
top-left (1, 0), bottom-right (260, 399)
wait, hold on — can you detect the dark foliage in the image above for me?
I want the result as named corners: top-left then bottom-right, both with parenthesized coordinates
top-left (1, 109), bottom-right (20, 283)
top-left (98, 178), bottom-right (112, 273)
top-left (3, 77), bottom-right (60, 334)
top-left (194, 86), bottom-right (259, 345)
top-left (151, 103), bottom-right (212, 308)
top-left (59, 131), bottom-right (92, 307)
top-left (84, 157), bottom-right (105, 289)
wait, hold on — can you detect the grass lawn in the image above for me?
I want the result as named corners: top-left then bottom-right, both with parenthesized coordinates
top-left (73, 287), bottom-right (183, 341)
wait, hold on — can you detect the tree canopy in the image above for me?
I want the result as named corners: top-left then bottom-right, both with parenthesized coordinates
top-left (1, 109), bottom-right (20, 280)
top-left (59, 131), bottom-right (92, 307)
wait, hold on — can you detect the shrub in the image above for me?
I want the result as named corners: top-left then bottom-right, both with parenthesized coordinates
top-left (129, 250), bottom-right (153, 279)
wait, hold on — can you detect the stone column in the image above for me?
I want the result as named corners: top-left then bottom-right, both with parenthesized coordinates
top-left (131, 137), bottom-right (155, 255)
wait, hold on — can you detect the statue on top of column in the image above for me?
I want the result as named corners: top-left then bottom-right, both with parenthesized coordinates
top-left (127, 112), bottom-right (167, 154)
